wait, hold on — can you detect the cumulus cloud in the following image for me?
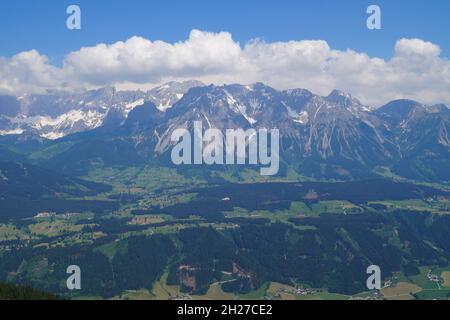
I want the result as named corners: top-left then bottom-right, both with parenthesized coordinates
top-left (0, 30), bottom-right (449, 107)
top-left (0, 50), bottom-right (64, 95)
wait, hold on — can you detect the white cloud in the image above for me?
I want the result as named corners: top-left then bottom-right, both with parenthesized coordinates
top-left (0, 50), bottom-right (64, 95)
top-left (0, 30), bottom-right (449, 107)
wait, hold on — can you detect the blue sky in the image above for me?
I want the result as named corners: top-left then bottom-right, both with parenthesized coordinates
top-left (0, 0), bottom-right (449, 106)
top-left (1, 0), bottom-right (449, 62)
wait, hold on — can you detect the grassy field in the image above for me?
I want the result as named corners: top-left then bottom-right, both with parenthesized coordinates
top-left (222, 199), bottom-right (362, 225)
top-left (192, 283), bottom-right (237, 300)
top-left (1, 216), bottom-right (97, 242)
top-left (406, 267), bottom-right (441, 290)
top-left (414, 289), bottom-right (450, 300)
top-left (310, 200), bottom-right (362, 215)
top-left (28, 220), bottom-right (83, 237)
top-left (367, 199), bottom-right (450, 215)
top-left (442, 271), bottom-right (450, 288)
top-left (94, 239), bottom-right (127, 261)
top-left (297, 292), bottom-right (350, 300)
top-left (151, 273), bottom-right (183, 300)
top-left (84, 166), bottom-right (205, 194)
top-left (112, 289), bottom-right (155, 300)
top-left (266, 282), bottom-right (298, 300)
top-left (381, 282), bottom-right (422, 300)
top-left (128, 215), bottom-right (168, 226)
top-left (0, 224), bottom-right (30, 241)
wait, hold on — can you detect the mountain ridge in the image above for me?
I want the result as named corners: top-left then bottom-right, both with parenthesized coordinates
top-left (0, 82), bottom-right (449, 182)
top-left (0, 80), bottom-right (204, 139)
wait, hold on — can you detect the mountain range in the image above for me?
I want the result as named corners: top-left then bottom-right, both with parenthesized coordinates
top-left (0, 81), bottom-right (449, 182)
top-left (0, 80), bottom-right (203, 139)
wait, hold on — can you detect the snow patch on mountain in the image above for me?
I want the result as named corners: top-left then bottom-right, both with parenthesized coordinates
top-left (284, 103), bottom-right (309, 124)
top-left (148, 80), bottom-right (203, 112)
top-left (224, 90), bottom-right (257, 125)
top-left (124, 99), bottom-right (145, 115)
top-left (0, 81), bottom-right (204, 139)
top-left (7, 109), bottom-right (105, 140)
top-left (0, 128), bottom-right (24, 135)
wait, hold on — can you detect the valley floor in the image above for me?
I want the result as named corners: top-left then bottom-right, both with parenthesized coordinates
top-left (1, 173), bottom-right (450, 300)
